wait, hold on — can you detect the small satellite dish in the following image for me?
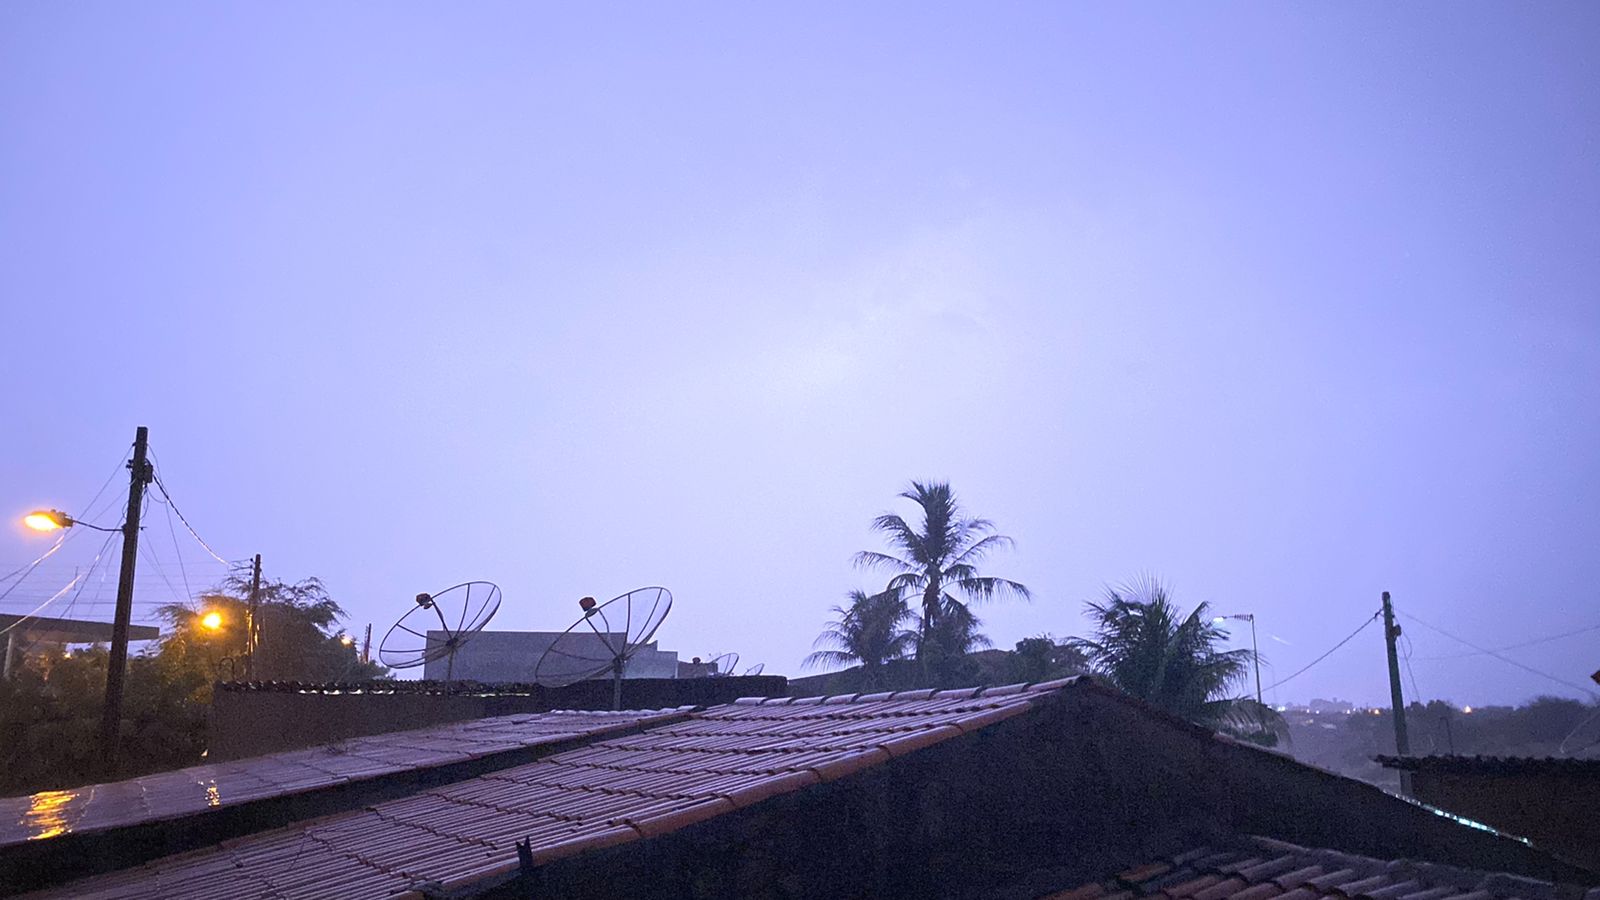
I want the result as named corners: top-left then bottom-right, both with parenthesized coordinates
top-left (707, 651), bottom-right (739, 677)
top-left (743, 663), bottom-right (765, 676)
top-left (378, 581), bottom-right (501, 691)
top-left (535, 586), bottom-right (672, 710)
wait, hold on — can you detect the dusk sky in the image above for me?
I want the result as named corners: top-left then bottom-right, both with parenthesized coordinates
top-left (3, 3), bottom-right (1596, 708)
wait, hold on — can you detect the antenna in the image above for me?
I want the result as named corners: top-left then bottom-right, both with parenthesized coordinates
top-left (707, 652), bottom-right (739, 677)
top-left (534, 586), bottom-right (672, 710)
top-left (378, 581), bottom-right (501, 693)
top-left (743, 663), bottom-right (765, 676)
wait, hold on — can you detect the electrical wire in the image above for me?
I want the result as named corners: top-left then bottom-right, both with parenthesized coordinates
top-left (1411, 622), bottom-right (1600, 660)
top-left (1399, 612), bottom-right (1600, 699)
top-left (1264, 609), bottom-right (1382, 691)
top-left (0, 532), bottom-right (72, 590)
top-left (0, 529), bottom-right (119, 638)
top-left (149, 459), bottom-right (234, 567)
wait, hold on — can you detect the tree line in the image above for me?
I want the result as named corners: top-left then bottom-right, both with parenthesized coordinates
top-left (0, 569), bottom-right (381, 795)
top-left (805, 480), bottom-right (1284, 744)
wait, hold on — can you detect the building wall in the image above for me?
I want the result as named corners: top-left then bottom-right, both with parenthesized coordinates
top-left (1409, 770), bottom-right (1600, 874)
top-left (207, 676), bottom-right (787, 761)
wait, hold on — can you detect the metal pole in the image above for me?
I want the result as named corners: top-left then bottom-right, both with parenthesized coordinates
top-left (1249, 615), bottom-right (1263, 707)
top-left (1381, 591), bottom-right (1412, 794)
top-left (99, 425), bottom-right (152, 775)
top-left (245, 554), bottom-right (261, 679)
top-left (612, 659), bottom-right (623, 711)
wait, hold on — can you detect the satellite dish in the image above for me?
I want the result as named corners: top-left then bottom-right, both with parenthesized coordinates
top-left (378, 581), bottom-right (501, 691)
top-left (743, 663), bottom-right (765, 676)
top-left (535, 586), bottom-right (672, 709)
top-left (707, 652), bottom-right (739, 677)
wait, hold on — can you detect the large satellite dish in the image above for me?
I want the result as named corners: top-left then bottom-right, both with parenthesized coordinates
top-left (744, 663), bottom-right (765, 676)
top-left (707, 651), bottom-right (739, 677)
top-left (378, 581), bottom-right (501, 691)
top-left (534, 586), bottom-right (672, 710)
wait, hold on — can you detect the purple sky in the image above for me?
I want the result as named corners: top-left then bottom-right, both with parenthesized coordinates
top-left (3, 4), bottom-right (1597, 707)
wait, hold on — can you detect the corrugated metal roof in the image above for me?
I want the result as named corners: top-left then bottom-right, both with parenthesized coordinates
top-left (0, 707), bottom-right (690, 848)
top-left (1042, 836), bottom-right (1593, 900)
top-left (23, 680), bottom-right (1073, 899)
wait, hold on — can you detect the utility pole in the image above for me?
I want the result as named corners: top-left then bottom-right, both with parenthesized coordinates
top-left (1247, 615), bottom-right (1263, 708)
top-left (1382, 591), bottom-right (1412, 794)
top-left (99, 425), bottom-right (152, 775)
top-left (361, 623), bottom-right (372, 664)
top-left (245, 554), bottom-right (262, 679)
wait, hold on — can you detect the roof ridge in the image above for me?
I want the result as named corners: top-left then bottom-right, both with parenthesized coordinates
top-left (734, 674), bottom-right (1092, 708)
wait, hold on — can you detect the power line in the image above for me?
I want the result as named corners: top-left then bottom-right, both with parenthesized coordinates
top-left (0, 529), bottom-right (119, 638)
top-left (1399, 612), bottom-right (1600, 699)
top-left (1411, 622), bottom-right (1600, 660)
top-left (149, 458), bottom-right (234, 567)
top-left (1265, 609), bottom-right (1381, 691)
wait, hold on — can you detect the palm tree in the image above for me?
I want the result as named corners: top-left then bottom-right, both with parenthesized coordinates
top-left (1069, 577), bottom-right (1286, 745)
top-left (854, 481), bottom-right (1030, 662)
top-left (803, 589), bottom-right (916, 689)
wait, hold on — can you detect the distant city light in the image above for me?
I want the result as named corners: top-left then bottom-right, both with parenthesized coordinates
top-left (339, 634), bottom-right (354, 647)
top-left (1462, 705), bottom-right (1473, 714)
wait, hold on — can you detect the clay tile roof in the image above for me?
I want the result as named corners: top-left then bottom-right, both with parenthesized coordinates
top-left (1044, 837), bottom-right (1575, 900)
top-left (0, 707), bottom-right (688, 851)
top-left (27, 683), bottom-right (1068, 899)
top-left (1373, 755), bottom-right (1600, 776)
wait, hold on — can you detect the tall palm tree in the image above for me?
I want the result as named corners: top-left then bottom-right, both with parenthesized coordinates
top-left (803, 589), bottom-right (916, 689)
top-left (1069, 577), bottom-right (1286, 744)
top-left (854, 481), bottom-right (1030, 661)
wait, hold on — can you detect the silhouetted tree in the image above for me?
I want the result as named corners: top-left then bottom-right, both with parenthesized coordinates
top-left (803, 589), bottom-right (916, 689)
top-left (1008, 634), bottom-right (1088, 684)
top-left (1070, 577), bottom-right (1286, 745)
top-left (854, 481), bottom-right (1029, 667)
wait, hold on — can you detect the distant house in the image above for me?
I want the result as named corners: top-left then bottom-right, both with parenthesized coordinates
top-left (1377, 754), bottom-right (1600, 874)
top-left (4, 677), bottom-right (1595, 897)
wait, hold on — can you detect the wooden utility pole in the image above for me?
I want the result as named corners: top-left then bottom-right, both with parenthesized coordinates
top-left (1382, 591), bottom-right (1412, 794)
top-left (99, 426), bottom-right (152, 775)
top-left (361, 623), bottom-right (372, 664)
top-left (245, 554), bottom-right (262, 679)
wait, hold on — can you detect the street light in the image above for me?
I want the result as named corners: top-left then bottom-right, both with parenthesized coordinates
top-left (1213, 612), bottom-right (1263, 707)
top-left (23, 509), bottom-right (120, 533)
top-left (20, 426), bottom-right (153, 777)
top-left (200, 611), bottom-right (223, 631)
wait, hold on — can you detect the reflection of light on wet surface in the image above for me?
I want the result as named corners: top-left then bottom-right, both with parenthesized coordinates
top-left (24, 790), bottom-right (76, 840)
top-left (205, 783), bottom-right (221, 807)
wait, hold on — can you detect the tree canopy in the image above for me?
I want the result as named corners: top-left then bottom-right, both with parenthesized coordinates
top-left (1069, 577), bottom-right (1285, 745)
top-left (854, 481), bottom-right (1029, 678)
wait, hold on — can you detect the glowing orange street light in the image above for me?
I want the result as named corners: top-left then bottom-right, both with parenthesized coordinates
top-left (200, 611), bottom-right (223, 631)
top-left (23, 510), bottom-right (70, 532)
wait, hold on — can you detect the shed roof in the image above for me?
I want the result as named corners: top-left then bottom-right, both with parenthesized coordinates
top-left (1, 704), bottom-right (688, 877)
top-left (0, 614), bottom-right (159, 644)
top-left (19, 680), bottom-right (1066, 898)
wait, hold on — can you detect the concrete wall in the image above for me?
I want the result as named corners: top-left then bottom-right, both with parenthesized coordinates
top-left (207, 676), bottom-right (787, 761)
top-left (420, 632), bottom-right (680, 682)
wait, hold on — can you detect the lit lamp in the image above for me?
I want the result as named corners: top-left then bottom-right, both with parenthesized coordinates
top-left (23, 509), bottom-right (119, 533)
top-left (200, 611), bottom-right (223, 631)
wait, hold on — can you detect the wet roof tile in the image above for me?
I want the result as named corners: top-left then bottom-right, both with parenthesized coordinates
top-left (28, 683), bottom-right (1067, 898)
top-left (0, 707), bottom-right (687, 850)
top-left (1048, 837), bottom-right (1572, 900)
